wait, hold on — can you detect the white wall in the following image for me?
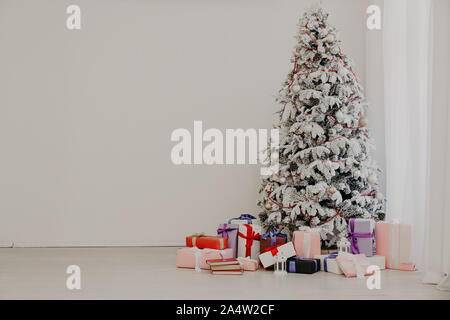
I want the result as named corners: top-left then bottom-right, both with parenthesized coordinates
top-left (366, 0), bottom-right (386, 193)
top-left (0, 0), bottom-right (378, 247)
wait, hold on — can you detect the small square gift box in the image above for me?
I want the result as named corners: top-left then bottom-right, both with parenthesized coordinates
top-left (228, 214), bottom-right (259, 225)
top-left (258, 242), bottom-right (296, 269)
top-left (260, 228), bottom-right (287, 254)
top-left (375, 221), bottom-right (415, 271)
top-left (314, 252), bottom-right (343, 274)
top-left (347, 218), bottom-right (375, 257)
top-left (176, 247), bottom-right (233, 272)
top-left (335, 252), bottom-right (374, 278)
top-left (287, 257), bottom-right (321, 274)
top-left (237, 257), bottom-right (259, 271)
top-left (237, 224), bottom-right (262, 259)
top-left (186, 233), bottom-right (228, 250)
top-left (292, 227), bottom-right (321, 259)
top-left (217, 223), bottom-right (239, 258)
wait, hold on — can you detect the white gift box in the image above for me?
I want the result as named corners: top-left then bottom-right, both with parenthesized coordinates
top-left (259, 242), bottom-right (296, 269)
top-left (237, 224), bottom-right (262, 260)
top-left (314, 254), bottom-right (343, 274)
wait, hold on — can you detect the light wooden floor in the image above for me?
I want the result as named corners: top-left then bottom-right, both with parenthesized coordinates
top-left (0, 247), bottom-right (449, 300)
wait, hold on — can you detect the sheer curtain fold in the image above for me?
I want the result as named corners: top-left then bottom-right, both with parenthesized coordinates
top-left (381, 0), bottom-right (450, 290)
top-left (423, 0), bottom-right (450, 291)
top-left (382, 0), bottom-right (430, 270)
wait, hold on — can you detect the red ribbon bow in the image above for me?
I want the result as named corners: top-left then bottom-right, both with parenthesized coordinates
top-left (262, 244), bottom-right (282, 256)
top-left (238, 224), bottom-right (261, 257)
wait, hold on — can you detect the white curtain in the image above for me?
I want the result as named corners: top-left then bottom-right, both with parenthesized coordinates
top-left (383, 0), bottom-right (430, 270)
top-left (381, 0), bottom-right (450, 290)
top-left (422, 0), bottom-right (450, 291)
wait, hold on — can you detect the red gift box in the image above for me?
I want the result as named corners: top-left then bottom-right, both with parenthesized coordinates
top-left (186, 234), bottom-right (228, 250)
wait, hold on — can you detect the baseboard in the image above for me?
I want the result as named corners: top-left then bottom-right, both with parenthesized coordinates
top-left (0, 241), bottom-right (14, 248)
top-left (0, 242), bottom-right (184, 248)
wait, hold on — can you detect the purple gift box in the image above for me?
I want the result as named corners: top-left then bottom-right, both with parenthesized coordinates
top-left (217, 223), bottom-right (239, 258)
top-left (348, 218), bottom-right (375, 257)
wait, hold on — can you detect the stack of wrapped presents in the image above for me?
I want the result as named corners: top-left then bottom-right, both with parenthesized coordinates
top-left (176, 214), bottom-right (415, 277)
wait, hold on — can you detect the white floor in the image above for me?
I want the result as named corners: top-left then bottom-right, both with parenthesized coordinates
top-left (0, 247), bottom-right (449, 300)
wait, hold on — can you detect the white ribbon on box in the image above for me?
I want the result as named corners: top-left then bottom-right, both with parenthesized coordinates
top-left (237, 256), bottom-right (254, 265)
top-left (295, 226), bottom-right (321, 258)
top-left (258, 242), bottom-right (296, 269)
top-left (303, 233), bottom-right (311, 258)
top-left (337, 252), bottom-right (366, 279)
top-left (236, 256), bottom-right (258, 270)
top-left (186, 247), bottom-right (229, 272)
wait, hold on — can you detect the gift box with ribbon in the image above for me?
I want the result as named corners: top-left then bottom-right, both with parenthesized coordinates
top-left (375, 221), bottom-right (415, 271)
top-left (176, 247), bottom-right (233, 272)
top-left (237, 224), bottom-right (261, 259)
top-left (258, 242), bottom-right (296, 269)
top-left (228, 214), bottom-right (258, 226)
top-left (293, 227), bottom-right (321, 259)
top-left (260, 228), bottom-right (287, 254)
top-left (186, 234), bottom-right (228, 250)
top-left (314, 252), bottom-right (342, 274)
top-left (347, 218), bottom-right (375, 257)
top-left (314, 252), bottom-right (385, 275)
top-left (237, 257), bottom-right (259, 271)
top-left (335, 252), bottom-right (374, 278)
top-left (217, 223), bottom-right (239, 258)
top-left (287, 256), bottom-right (321, 274)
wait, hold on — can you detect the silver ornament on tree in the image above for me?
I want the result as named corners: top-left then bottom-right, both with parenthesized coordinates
top-left (359, 116), bottom-right (368, 127)
top-left (368, 174), bottom-right (377, 185)
top-left (291, 85), bottom-right (300, 93)
top-left (325, 34), bottom-right (334, 43)
top-left (335, 110), bottom-right (344, 122)
top-left (328, 186), bottom-right (337, 194)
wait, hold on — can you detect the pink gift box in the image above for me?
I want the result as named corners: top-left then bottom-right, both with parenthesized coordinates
top-left (293, 229), bottom-right (321, 259)
top-left (375, 222), bottom-right (415, 271)
top-left (335, 252), bottom-right (373, 278)
top-left (237, 257), bottom-right (259, 271)
top-left (176, 247), bottom-right (233, 270)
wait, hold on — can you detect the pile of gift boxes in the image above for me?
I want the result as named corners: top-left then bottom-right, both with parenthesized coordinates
top-left (176, 214), bottom-right (415, 277)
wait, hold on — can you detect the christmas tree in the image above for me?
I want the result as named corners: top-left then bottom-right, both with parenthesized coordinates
top-left (258, 7), bottom-right (385, 247)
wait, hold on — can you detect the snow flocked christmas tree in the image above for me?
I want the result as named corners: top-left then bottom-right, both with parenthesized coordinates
top-left (258, 6), bottom-right (385, 248)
